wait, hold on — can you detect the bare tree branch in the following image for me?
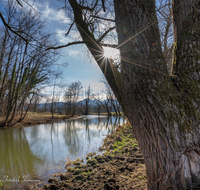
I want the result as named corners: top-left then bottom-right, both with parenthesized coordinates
top-left (65, 21), bottom-right (75, 36)
top-left (98, 26), bottom-right (116, 42)
top-left (0, 11), bottom-right (28, 43)
top-left (46, 41), bottom-right (87, 50)
top-left (21, 0), bottom-right (39, 13)
top-left (155, 3), bottom-right (171, 13)
top-left (80, 0), bottom-right (99, 12)
top-left (16, 0), bottom-right (23, 7)
top-left (92, 0), bottom-right (99, 11)
top-left (16, 0), bottom-right (39, 13)
top-left (91, 15), bottom-right (115, 22)
top-left (102, 0), bottom-right (105, 12)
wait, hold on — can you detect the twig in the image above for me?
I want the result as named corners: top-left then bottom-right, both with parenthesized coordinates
top-left (65, 21), bottom-right (75, 36)
top-left (46, 41), bottom-right (87, 50)
top-left (98, 26), bottom-right (116, 42)
top-left (91, 15), bottom-right (115, 22)
top-left (0, 11), bottom-right (28, 43)
top-left (16, 0), bottom-right (23, 7)
top-left (102, 0), bottom-right (106, 12)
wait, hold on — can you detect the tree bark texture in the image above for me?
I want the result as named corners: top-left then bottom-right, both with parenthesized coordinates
top-left (172, 0), bottom-right (200, 42)
top-left (114, 0), bottom-right (200, 189)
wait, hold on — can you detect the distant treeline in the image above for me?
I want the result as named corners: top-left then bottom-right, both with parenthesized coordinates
top-left (30, 81), bottom-right (122, 118)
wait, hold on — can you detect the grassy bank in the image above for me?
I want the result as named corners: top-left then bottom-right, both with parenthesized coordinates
top-left (43, 122), bottom-right (147, 190)
top-left (0, 112), bottom-right (81, 128)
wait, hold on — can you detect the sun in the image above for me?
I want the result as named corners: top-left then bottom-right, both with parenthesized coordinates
top-left (103, 47), bottom-right (119, 59)
top-left (103, 47), bottom-right (112, 58)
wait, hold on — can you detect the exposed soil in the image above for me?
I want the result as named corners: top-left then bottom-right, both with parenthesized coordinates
top-left (43, 123), bottom-right (147, 190)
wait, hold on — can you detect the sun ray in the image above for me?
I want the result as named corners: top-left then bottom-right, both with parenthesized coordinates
top-left (76, 22), bottom-right (103, 51)
top-left (120, 55), bottom-right (160, 66)
top-left (108, 58), bottom-right (124, 100)
top-left (116, 20), bottom-right (158, 49)
top-left (99, 56), bottom-right (107, 70)
top-left (120, 56), bottom-right (164, 74)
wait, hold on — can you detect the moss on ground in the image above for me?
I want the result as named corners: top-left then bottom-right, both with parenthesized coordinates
top-left (43, 123), bottom-right (147, 190)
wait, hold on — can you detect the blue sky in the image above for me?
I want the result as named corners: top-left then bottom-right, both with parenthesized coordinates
top-left (25, 0), bottom-right (109, 94)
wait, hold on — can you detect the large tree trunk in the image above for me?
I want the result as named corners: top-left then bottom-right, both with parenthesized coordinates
top-left (114, 0), bottom-right (200, 189)
top-left (67, 0), bottom-right (200, 188)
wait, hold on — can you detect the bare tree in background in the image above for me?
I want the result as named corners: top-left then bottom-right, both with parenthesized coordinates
top-left (32, 92), bottom-right (41, 112)
top-left (63, 81), bottom-right (83, 117)
top-left (101, 75), bottom-right (121, 116)
top-left (156, 0), bottom-right (173, 74)
top-left (94, 93), bottom-right (111, 116)
top-left (43, 95), bottom-right (51, 112)
top-left (84, 85), bottom-right (92, 115)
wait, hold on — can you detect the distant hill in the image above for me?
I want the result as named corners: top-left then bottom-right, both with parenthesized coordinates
top-left (36, 98), bottom-right (120, 114)
top-left (37, 98), bottom-right (103, 109)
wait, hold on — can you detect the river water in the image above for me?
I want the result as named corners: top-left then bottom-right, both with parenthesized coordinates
top-left (0, 115), bottom-right (125, 188)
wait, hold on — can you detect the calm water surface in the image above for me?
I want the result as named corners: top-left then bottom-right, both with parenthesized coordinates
top-left (0, 115), bottom-right (125, 187)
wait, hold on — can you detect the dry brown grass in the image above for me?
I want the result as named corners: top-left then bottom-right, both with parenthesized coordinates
top-left (0, 112), bottom-right (79, 128)
top-left (26, 112), bottom-right (65, 119)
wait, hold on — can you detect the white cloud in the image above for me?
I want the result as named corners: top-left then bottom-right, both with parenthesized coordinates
top-left (13, 1), bottom-right (71, 24)
top-left (56, 29), bottom-right (68, 43)
top-left (41, 3), bottom-right (71, 24)
top-left (68, 50), bottom-right (79, 56)
top-left (55, 28), bottom-right (81, 44)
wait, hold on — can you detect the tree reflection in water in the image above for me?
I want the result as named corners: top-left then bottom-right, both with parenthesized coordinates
top-left (0, 115), bottom-right (125, 184)
top-left (0, 128), bottom-right (44, 178)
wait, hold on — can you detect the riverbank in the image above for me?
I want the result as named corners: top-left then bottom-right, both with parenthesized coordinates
top-left (0, 112), bottom-right (82, 128)
top-left (43, 122), bottom-right (147, 190)
top-left (90, 112), bottom-right (125, 117)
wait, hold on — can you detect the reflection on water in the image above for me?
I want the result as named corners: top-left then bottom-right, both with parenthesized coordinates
top-left (0, 115), bottom-right (125, 181)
